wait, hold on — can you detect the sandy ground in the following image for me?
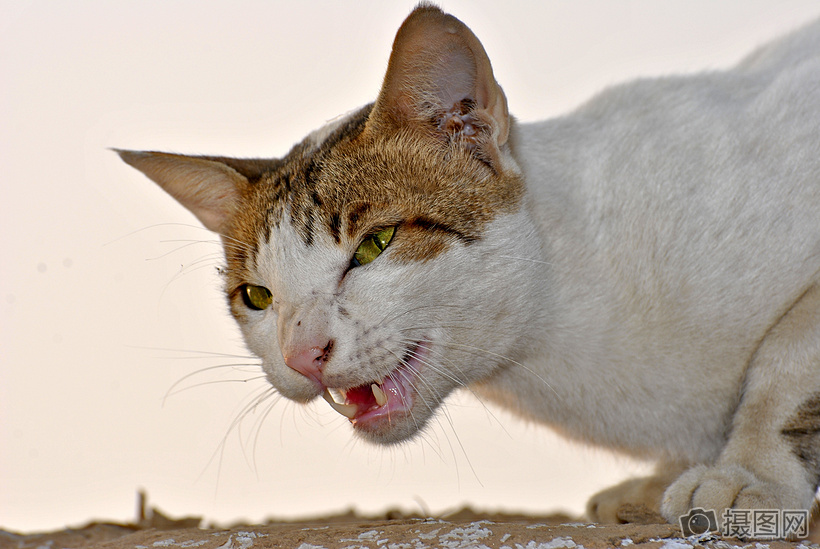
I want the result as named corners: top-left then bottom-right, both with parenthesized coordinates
top-left (3, 498), bottom-right (820, 549)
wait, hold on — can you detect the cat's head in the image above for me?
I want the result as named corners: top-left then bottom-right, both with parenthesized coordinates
top-left (118, 5), bottom-right (542, 444)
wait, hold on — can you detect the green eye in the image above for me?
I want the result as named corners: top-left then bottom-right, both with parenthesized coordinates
top-left (242, 284), bottom-right (273, 310)
top-left (352, 226), bottom-right (395, 267)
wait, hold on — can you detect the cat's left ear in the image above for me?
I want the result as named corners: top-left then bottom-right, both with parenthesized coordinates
top-left (115, 149), bottom-right (258, 235)
top-left (369, 5), bottom-right (510, 167)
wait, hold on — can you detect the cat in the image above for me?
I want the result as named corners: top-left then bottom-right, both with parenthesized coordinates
top-left (117, 4), bottom-right (820, 529)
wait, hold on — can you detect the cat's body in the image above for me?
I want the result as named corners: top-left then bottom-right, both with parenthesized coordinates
top-left (494, 24), bottom-right (820, 460)
top-left (119, 6), bottom-right (820, 528)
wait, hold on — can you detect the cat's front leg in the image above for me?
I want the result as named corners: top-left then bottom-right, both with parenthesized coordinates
top-left (661, 283), bottom-right (820, 529)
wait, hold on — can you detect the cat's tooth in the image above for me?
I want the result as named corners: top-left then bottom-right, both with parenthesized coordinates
top-left (332, 401), bottom-right (358, 419)
top-left (371, 383), bottom-right (388, 407)
top-left (322, 389), bottom-right (358, 419)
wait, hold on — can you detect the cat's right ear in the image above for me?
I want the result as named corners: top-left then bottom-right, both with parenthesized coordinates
top-left (115, 149), bottom-right (251, 234)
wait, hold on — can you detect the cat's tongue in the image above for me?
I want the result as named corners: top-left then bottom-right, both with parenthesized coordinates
top-left (321, 364), bottom-right (415, 423)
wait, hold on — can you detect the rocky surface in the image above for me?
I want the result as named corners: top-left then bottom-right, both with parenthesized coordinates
top-left (2, 499), bottom-right (818, 549)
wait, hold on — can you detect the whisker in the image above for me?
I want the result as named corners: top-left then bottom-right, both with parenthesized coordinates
top-left (386, 349), bottom-right (452, 460)
top-left (157, 258), bottom-right (223, 302)
top-left (397, 322), bottom-right (519, 337)
top-left (400, 342), bottom-right (468, 389)
top-left (108, 222), bottom-right (256, 263)
top-left (103, 222), bottom-right (216, 247)
top-left (438, 341), bottom-right (560, 399)
top-left (234, 388), bottom-right (279, 478)
top-left (391, 338), bottom-right (523, 440)
top-left (393, 328), bottom-right (553, 396)
top-left (377, 302), bottom-right (464, 326)
top-left (166, 253), bottom-right (224, 274)
top-left (128, 345), bottom-right (257, 360)
top-left (389, 342), bottom-right (492, 472)
top-left (250, 393), bottom-right (285, 476)
top-left (145, 240), bottom-right (221, 261)
top-left (386, 367), bottom-right (423, 435)
top-left (388, 348), bottom-right (482, 487)
top-left (163, 376), bottom-right (267, 401)
top-left (198, 384), bottom-right (276, 490)
top-left (220, 240), bottom-right (257, 256)
top-left (496, 254), bottom-right (553, 267)
top-left (436, 402), bottom-right (482, 490)
top-left (162, 362), bottom-right (262, 406)
top-left (384, 361), bottom-right (446, 463)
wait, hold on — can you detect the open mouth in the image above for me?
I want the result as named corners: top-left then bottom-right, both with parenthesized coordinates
top-left (322, 340), bottom-right (428, 425)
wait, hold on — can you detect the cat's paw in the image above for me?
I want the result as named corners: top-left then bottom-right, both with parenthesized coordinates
top-left (660, 464), bottom-right (806, 526)
top-left (587, 474), bottom-right (670, 523)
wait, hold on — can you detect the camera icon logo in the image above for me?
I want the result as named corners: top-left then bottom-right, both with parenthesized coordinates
top-left (679, 507), bottom-right (718, 536)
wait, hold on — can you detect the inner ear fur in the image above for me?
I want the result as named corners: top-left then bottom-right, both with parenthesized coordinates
top-left (115, 149), bottom-right (258, 235)
top-left (369, 5), bottom-right (510, 162)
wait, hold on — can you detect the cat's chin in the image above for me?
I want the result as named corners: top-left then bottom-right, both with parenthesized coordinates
top-left (351, 411), bottom-right (433, 445)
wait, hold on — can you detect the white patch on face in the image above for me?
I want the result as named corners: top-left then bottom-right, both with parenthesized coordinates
top-left (238, 217), bottom-right (345, 401)
top-left (235, 208), bottom-right (543, 443)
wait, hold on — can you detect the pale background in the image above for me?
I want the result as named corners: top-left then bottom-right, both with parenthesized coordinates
top-left (3, 0), bottom-right (819, 533)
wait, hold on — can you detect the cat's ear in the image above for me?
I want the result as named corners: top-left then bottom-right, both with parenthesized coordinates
top-left (370, 5), bottom-right (510, 164)
top-left (115, 149), bottom-right (254, 234)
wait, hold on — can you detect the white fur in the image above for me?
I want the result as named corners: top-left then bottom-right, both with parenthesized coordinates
top-left (494, 16), bottom-right (820, 462)
top-left (475, 17), bottom-right (820, 522)
top-left (240, 204), bottom-right (548, 441)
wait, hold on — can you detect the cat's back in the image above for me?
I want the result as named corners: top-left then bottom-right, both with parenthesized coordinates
top-left (517, 17), bottom-right (820, 346)
top-left (522, 16), bottom-right (820, 241)
top-left (521, 17), bottom-right (820, 191)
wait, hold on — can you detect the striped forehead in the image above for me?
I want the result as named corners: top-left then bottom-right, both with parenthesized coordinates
top-left (237, 102), bottom-right (523, 268)
top-left (253, 104), bottom-right (375, 248)
top-left (255, 218), bottom-right (345, 299)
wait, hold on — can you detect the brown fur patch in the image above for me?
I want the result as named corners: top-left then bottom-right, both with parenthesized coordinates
top-left (782, 393), bottom-right (820, 485)
top-left (222, 102), bottom-right (523, 278)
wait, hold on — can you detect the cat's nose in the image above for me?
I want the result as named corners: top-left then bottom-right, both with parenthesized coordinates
top-left (283, 340), bottom-right (333, 385)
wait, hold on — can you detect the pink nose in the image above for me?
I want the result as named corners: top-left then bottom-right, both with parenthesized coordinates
top-left (283, 341), bottom-right (333, 384)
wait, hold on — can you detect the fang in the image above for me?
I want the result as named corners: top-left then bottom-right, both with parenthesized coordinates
top-left (322, 389), bottom-right (357, 419)
top-left (372, 383), bottom-right (388, 406)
